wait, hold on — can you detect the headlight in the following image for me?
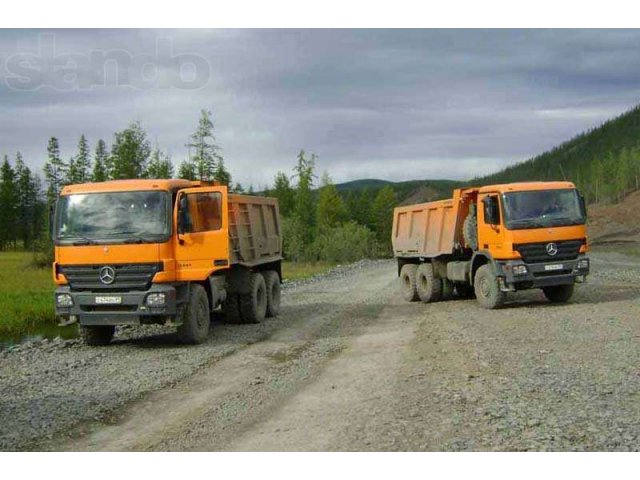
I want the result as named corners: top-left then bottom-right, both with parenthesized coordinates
top-left (56, 293), bottom-right (73, 307)
top-left (577, 258), bottom-right (589, 270)
top-left (146, 293), bottom-right (166, 306)
top-left (512, 265), bottom-right (528, 276)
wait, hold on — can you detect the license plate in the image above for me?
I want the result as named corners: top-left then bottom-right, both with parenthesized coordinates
top-left (544, 264), bottom-right (564, 271)
top-left (95, 296), bottom-right (122, 305)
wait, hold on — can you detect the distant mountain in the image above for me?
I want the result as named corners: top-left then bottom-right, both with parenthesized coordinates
top-left (335, 178), bottom-right (460, 205)
top-left (335, 104), bottom-right (640, 207)
top-left (472, 104), bottom-right (640, 203)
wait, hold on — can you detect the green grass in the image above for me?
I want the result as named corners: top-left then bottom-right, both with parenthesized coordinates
top-left (0, 254), bottom-right (334, 343)
top-left (0, 251), bottom-right (60, 342)
top-left (282, 261), bottom-right (336, 281)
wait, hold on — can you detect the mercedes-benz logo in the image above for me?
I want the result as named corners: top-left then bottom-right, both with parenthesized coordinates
top-left (99, 266), bottom-right (116, 285)
top-left (546, 242), bottom-right (558, 256)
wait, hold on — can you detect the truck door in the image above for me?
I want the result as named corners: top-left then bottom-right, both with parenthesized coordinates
top-left (174, 186), bottom-right (229, 281)
top-left (477, 192), bottom-right (506, 258)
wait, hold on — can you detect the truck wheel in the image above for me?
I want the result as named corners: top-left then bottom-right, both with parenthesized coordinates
top-left (416, 263), bottom-right (443, 303)
top-left (463, 209), bottom-right (478, 251)
top-left (240, 272), bottom-right (268, 324)
top-left (400, 264), bottom-right (419, 302)
top-left (474, 264), bottom-right (505, 309)
top-left (79, 325), bottom-right (114, 346)
top-left (223, 294), bottom-right (243, 323)
top-left (263, 271), bottom-right (281, 317)
top-left (177, 284), bottom-right (210, 344)
top-left (454, 282), bottom-right (475, 299)
top-left (542, 284), bottom-right (574, 303)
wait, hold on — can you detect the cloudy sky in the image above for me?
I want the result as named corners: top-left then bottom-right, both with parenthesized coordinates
top-left (1, 29), bottom-right (640, 187)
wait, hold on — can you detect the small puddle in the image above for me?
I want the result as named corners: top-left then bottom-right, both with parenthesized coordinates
top-left (0, 324), bottom-right (79, 350)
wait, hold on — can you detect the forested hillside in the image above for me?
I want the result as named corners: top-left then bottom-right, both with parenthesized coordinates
top-left (472, 105), bottom-right (640, 204)
top-left (335, 178), bottom-right (460, 205)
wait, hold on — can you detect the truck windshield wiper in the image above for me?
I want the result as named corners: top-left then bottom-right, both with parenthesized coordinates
top-left (62, 235), bottom-right (97, 245)
top-left (122, 236), bottom-right (156, 244)
top-left (101, 231), bottom-right (156, 243)
top-left (547, 216), bottom-right (583, 226)
top-left (508, 218), bottom-right (545, 228)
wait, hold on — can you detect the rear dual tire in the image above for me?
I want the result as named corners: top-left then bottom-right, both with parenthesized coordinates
top-left (223, 270), bottom-right (280, 324)
top-left (416, 263), bottom-right (442, 303)
top-left (400, 264), bottom-right (419, 302)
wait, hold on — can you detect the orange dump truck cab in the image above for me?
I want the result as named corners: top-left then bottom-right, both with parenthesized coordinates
top-left (392, 181), bottom-right (589, 308)
top-left (53, 179), bottom-right (283, 345)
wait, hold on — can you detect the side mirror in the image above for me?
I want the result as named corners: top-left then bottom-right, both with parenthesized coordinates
top-left (483, 196), bottom-right (500, 225)
top-left (177, 195), bottom-right (189, 235)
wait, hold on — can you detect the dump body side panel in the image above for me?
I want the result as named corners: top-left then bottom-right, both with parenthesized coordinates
top-left (392, 190), bottom-right (462, 258)
top-left (228, 194), bottom-right (282, 267)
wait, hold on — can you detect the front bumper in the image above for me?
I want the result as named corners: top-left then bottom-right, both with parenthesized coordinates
top-left (495, 254), bottom-right (589, 290)
top-left (55, 284), bottom-right (177, 326)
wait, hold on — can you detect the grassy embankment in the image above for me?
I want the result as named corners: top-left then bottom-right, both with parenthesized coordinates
top-left (0, 251), bottom-right (58, 341)
top-left (0, 252), bottom-right (335, 342)
top-left (281, 261), bottom-right (335, 281)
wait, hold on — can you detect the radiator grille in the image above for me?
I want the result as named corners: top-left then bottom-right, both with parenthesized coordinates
top-left (514, 239), bottom-right (583, 264)
top-left (59, 263), bottom-right (162, 291)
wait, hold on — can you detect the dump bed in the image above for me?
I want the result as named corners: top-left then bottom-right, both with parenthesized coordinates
top-left (228, 194), bottom-right (282, 267)
top-left (392, 189), bottom-right (470, 258)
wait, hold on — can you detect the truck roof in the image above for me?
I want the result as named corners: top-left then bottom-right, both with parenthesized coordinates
top-left (473, 181), bottom-right (576, 194)
top-left (60, 178), bottom-right (201, 195)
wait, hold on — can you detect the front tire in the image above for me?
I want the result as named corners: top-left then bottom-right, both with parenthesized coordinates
top-left (239, 272), bottom-right (268, 324)
top-left (400, 264), bottom-right (419, 302)
top-left (79, 325), bottom-right (114, 346)
top-left (416, 263), bottom-right (443, 303)
top-left (474, 264), bottom-right (505, 309)
top-left (542, 284), bottom-right (574, 303)
top-left (263, 270), bottom-right (281, 317)
top-left (177, 284), bottom-right (210, 344)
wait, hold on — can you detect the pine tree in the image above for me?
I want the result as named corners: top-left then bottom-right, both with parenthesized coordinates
top-left (213, 158), bottom-right (232, 186)
top-left (74, 134), bottom-right (91, 183)
top-left (66, 157), bottom-right (79, 185)
top-left (316, 172), bottom-right (348, 232)
top-left (111, 122), bottom-right (151, 179)
top-left (186, 110), bottom-right (220, 181)
top-left (43, 137), bottom-right (66, 206)
top-left (0, 156), bottom-right (18, 250)
top-left (147, 149), bottom-right (175, 179)
top-left (178, 160), bottom-right (197, 180)
top-left (292, 150), bottom-right (316, 249)
top-left (92, 139), bottom-right (109, 182)
top-left (372, 185), bottom-right (396, 252)
top-left (271, 171), bottom-right (295, 217)
top-left (14, 153), bottom-right (37, 248)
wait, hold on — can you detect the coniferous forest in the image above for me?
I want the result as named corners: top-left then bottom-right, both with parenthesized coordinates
top-left (3, 105), bottom-right (640, 262)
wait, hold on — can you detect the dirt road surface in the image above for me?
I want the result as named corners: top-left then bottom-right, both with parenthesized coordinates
top-left (1, 253), bottom-right (639, 451)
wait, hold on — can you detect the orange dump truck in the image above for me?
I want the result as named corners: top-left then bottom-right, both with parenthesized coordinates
top-left (392, 181), bottom-right (590, 309)
top-left (53, 179), bottom-right (282, 345)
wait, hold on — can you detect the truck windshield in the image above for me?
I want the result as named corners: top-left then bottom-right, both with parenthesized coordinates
top-left (502, 189), bottom-right (586, 230)
top-left (55, 190), bottom-right (170, 244)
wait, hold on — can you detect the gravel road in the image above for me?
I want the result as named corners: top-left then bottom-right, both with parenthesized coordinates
top-left (1, 252), bottom-right (639, 451)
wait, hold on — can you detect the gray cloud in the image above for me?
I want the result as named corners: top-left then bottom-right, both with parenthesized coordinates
top-left (1, 29), bottom-right (640, 187)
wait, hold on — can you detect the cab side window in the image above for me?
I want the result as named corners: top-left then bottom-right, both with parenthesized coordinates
top-left (483, 195), bottom-right (501, 225)
top-left (186, 192), bottom-right (222, 233)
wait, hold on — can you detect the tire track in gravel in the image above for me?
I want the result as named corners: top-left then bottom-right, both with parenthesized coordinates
top-left (58, 262), bottom-right (397, 451)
